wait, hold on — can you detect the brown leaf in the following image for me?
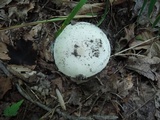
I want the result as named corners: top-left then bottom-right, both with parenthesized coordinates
top-left (0, 77), bottom-right (12, 99)
top-left (129, 29), bottom-right (154, 50)
top-left (0, 42), bottom-right (10, 60)
top-left (24, 24), bottom-right (42, 41)
top-left (127, 56), bottom-right (160, 81)
top-left (68, 2), bottom-right (105, 15)
top-left (51, 77), bottom-right (64, 92)
top-left (147, 41), bottom-right (160, 58)
top-left (0, 0), bottom-right (12, 8)
top-left (120, 24), bottom-right (135, 42)
top-left (40, 37), bottom-right (54, 62)
top-left (7, 65), bottom-right (37, 80)
top-left (68, 89), bottom-right (81, 106)
top-left (117, 74), bottom-right (133, 97)
top-left (78, 3), bottom-right (105, 15)
top-left (117, 24), bottom-right (135, 51)
top-left (56, 88), bottom-right (66, 110)
top-left (8, 3), bottom-right (35, 19)
top-left (110, 0), bottom-right (132, 5)
top-left (0, 31), bottom-right (10, 44)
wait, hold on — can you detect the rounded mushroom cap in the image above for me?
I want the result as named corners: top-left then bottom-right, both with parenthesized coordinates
top-left (52, 22), bottom-right (111, 78)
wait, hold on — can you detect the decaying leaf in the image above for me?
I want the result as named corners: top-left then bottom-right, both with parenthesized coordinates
top-left (0, 31), bottom-right (10, 44)
top-left (68, 89), bottom-right (81, 106)
top-left (109, 0), bottom-right (130, 5)
top-left (0, 9), bottom-right (8, 21)
top-left (116, 24), bottom-right (135, 51)
top-left (7, 65), bottom-right (36, 80)
top-left (24, 24), bottom-right (42, 41)
top-left (147, 41), bottom-right (160, 58)
top-left (127, 55), bottom-right (160, 81)
top-left (40, 38), bottom-right (53, 62)
top-left (0, 0), bottom-right (12, 8)
top-left (129, 29), bottom-right (155, 50)
top-left (121, 24), bottom-right (135, 41)
top-left (0, 77), bottom-right (12, 99)
top-left (78, 3), bottom-right (105, 15)
top-left (51, 77), bottom-right (64, 92)
top-left (155, 90), bottom-right (160, 119)
top-left (126, 33), bottom-right (160, 81)
top-left (8, 2), bottom-right (35, 20)
top-left (0, 42), bottom-right (10, 60)
top-left (15, 0), bottom-right (29, 4)
top-left (67, 2), bottom-right (105, 15)
top-left (134, 0), bottom-right (160, 27)
top-left (31, 78), bottom-right (51, 96)
top-left (56, 89), bottom-right (66, 110)
top-left (117, 74), bottom-right (133, 97)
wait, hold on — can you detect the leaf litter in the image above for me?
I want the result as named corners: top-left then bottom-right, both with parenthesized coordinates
top-left (0, 0), bottom-right (160, 120)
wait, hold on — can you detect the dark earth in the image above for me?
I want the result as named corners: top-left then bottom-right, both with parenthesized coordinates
top-left (0, 0), bottom-right (160, 120)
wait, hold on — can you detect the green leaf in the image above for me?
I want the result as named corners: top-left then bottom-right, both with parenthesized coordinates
top-left (148, 0), bottom-right (157, 17)
top-left (138, 0), bottom-right (148, 18)
top-left (96, 0), bottom-right (109, 26)
top-left (3, 100), bottom-right (24, 117)
top-left (55, 0), bottom-right (87, 38)
top-left (152, 14), bottom-right (160, 28)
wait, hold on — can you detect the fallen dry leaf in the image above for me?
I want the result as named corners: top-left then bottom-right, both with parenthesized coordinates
top-left (116, 24), bottom-right (135, 52)
top-left (109, 0), bottom-right (130, 5)
top-left (51, 77), bottom-right (64, 92)
top-left (0, 31), bottom-right (10, 44)
top-left (117, 74), bottom-right (133, 97)
top-left (0, 77), bottom-right (12, 99)
top-left (68, 2), bottom-right (105, 15)
top-left (147, 41), bottom-right (160, 58)
top-left (68, 89), bottom-right (81, 106)
top-left (0, 9), bottom-right (8, 21)
top-left (56, 88), bottom-right (66, 110)
top-left (134, 0), bottom-right (160, 27)
top-left (127, 56), bottom-right (160, 81)
top-left (121, 24), bottom-right (135, 41)
top-left (8, 2), bottom-right (35, 20)
top-left (24, 24), bottom-right (42, 41)
top-left (0, 0), bottom-right (12, 8)
top-left (78, 3), bottom-right (105, 15)
top-left (155, 90), bottom-right (160, 119)
top-left (0, 42), bottom-right (10, 60)
top-left (129, 29), bottom-right (155, 50)
top-left (7, 65), bottom-right (37, 80)
top-left (40, 37), bottom-right (53, 62)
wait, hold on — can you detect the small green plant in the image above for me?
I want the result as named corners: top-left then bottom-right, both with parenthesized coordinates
top-left (0, 0), bottom-right (89, 32)
top-left (55, 0), bottom-right (87, 37)
top-left (96, 0), bottom-right (109, 26)
top-left (3, 100), bottom-right (24, 117)
top-left (138, 0), bottom-right (159, 27)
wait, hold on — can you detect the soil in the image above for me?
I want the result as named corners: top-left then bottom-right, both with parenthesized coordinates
top-left (0, 0), bottom-right (160, 120)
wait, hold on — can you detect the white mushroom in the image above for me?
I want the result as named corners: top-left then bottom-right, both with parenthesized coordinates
top-left (52, 22), bottom-right (111, 78)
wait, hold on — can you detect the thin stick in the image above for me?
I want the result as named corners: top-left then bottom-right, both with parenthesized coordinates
top-left (111, 36), bottom-right (159, 57)
top-left (124, 93), bottom-right (156, 119)
top-left (0, 15), bottom-right (96, 32)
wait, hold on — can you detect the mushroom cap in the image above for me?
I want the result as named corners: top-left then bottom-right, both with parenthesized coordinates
top-left (52, 22), bottom-right (111, 78)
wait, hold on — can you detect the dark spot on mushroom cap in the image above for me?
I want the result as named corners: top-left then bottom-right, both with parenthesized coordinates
top-left (72, 44), bottom-right (81, 57)
top-left (74, 44), bottom-right (79, 48)
top-left (90, 40), bottom-right (93, 43)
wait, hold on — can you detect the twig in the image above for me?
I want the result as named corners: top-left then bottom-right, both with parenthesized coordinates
top-left (0, 60), bottom-right (11, 76)
top-left (16, 83), bottom-right (52, 111)
top-left (0, 15), bottom-right (96, 32)
top-left (16, 83), bottom-right (118, 120)
top-left (111, 36), bottom-right (159, 57)
top-left (124, 92), bottom-right (156, 119)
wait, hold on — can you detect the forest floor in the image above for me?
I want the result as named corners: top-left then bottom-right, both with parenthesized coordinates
top-left (0, 0), bottom-right (160, 120)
